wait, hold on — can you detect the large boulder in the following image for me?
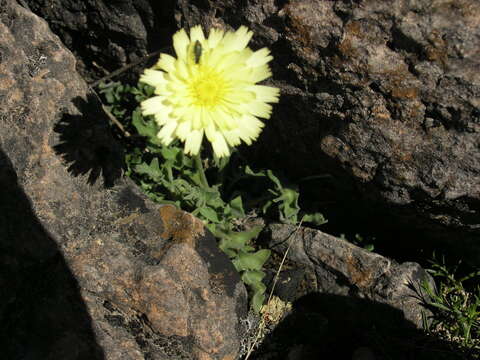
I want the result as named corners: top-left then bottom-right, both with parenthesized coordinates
top-left (0, 1), bottom-right (247, 359)
top-left (175, 0), bottom-right (480, 262)
top-left (266, 223), bottom-right (434, 329)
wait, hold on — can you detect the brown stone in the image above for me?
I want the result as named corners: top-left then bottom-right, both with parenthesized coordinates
top-left (0, 1), bottom-right (247, 359)
top-left (267, 223), bottom-right (434, 329)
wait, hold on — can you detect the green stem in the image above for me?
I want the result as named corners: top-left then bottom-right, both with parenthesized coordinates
top-left (194, 153), bottom-right (209, 189)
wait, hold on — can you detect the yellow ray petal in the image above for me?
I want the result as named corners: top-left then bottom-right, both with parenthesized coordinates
top-left (141, 96), bottom-right (169, 116)
top-left (207, 128), bottom-right (230, 157)
top-left (207, 28), bottom-right (224, 49)
top-left (237, 114), bottom-right (264, 144)
top-left (223, 128), bottom-right (242, 147)
top-left (247, 101), bottom-right (273, 119)
top-left (232, 26), bottom-right (253, 51)
top-left (156, 54), bottom-right (176, 73)
top-left (173, 29), bottom-right (190, 60)
top-left (247, 48), bottom-right (273, 67)
top-left (174, 59), bottom-right (190, 81)
top-left (210, 108), bottom-right (238, 130)
top-left (154, 111), bottom-right (172, 126)
top-left (184, 129), bottom-right (204, 155)
top-left (220, 26), bottom-right (253, 53)
top-left (224, 89), bottom-right (256, 105)
top-left (140, 69), bottom-right (168, 88)
top-left (249, 65), bottom-right (272, 82)
top-left (157, 120), bottom-right (178, 145)
top-left (190, 25), bottom-right (206, 43)
top-left (248, 85), bottom-right (280, 103)
top-left (175, 120), bottom-right (192, 141)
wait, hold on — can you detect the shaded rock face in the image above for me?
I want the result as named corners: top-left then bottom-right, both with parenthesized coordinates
top-left (267, 223), bottom-right (434, 329)
top-left (0, 1), bottom-right (246, 359)
top-left (22, 0), bottom-right (176, 81)
top-left (175, 0), bottom-right (480, 261)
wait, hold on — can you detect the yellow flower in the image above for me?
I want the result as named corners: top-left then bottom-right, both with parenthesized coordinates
top-left (140, 25), bottom-right (280, 157)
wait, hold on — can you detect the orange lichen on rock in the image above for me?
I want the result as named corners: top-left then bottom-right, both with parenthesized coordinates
top-left (391, 87), bottom-right (419, 99)
top-left (159, 204), bottom-right (205, 247)
top-left (345, 254), bottom-right (375, 289)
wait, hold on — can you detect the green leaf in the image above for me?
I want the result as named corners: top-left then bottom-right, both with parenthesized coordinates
top-left (132, 109), bottom-right (162, 145)
top-left (245, 165), bottom-right (266, 177)
top-left (105, 91), bottom-right (115, 104)
top-left (266, 169), bottom-right (283, 190)
top-left (231, 257), bottom-right (243, 272)
top-left (364, 244), bottom-right (375, 252)
top-left (198, 206), bottom-right (220, 223)
top-left (262, 200), bottom-right (273, 214)
top-left (221, 247), bottom-right (237, 259)
top-left (133, 83), bottom-right (155, 101)
top-left (160, 146), bottom-right (179, 160)
top-left (281, 202), bottom-right (299, 223)
top-left (205, 222), bottom-right (216, 234)
top-left (250, 278), bottom-right (267, 294)
top-left (251, 291), bottom-right (266, 313)
top-left (280, 188), bottom-right (299, 205)
top-left (235, 249), bottom-right (271, 271)
top-left (241, 270), bottom-right (266, 285)
top-left (135, 158), bottom-right (162, 179)
top-left (429, 302), bottom-right (452, 312)
top-left (218, 226), bottom-right (263, 252)
top-left (229, 195), bottom-right (245, 218)
top-left (302, 213), bottom-right (328, 226)
top-left (204, 189), bottom-right (225, 209)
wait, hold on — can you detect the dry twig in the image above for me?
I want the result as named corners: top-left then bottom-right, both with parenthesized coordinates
top-left (244, 218), bottom-right (305, 359)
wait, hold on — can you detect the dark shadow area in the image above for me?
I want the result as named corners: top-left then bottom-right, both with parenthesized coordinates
top-left (146, 0), bottom-right (176, 53)
top-left (248, 292), bottom-right (473, 360)
top-left (53, 94), bottom-right (125, 188)
top-left (245, 124), bottom-right (480, 270)
top-left (22, 0), bottom-right (178, 83)
top-left (0, 148), bottom-right (105, 360)
top-left (296, 171), bottom-right (480, 269)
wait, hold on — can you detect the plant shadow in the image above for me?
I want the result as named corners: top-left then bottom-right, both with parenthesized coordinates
top-left (248, 292), bottom-right (472, 360)
top-left (0, 148), bottom-right (105, 359)
top-left (53, 94), bottom-right (125, 188)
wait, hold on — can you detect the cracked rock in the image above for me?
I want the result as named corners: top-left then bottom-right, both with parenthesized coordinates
top-left (0, 1), bottom-right (247, 359)
top-left (266, 223), bottom-right (434, 329)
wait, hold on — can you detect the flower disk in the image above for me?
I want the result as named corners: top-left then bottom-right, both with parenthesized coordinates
top-left (140, 25), bottom-right (280, 157)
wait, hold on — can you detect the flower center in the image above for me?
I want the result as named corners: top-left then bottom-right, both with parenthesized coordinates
top-left (190, 68), bottom-right (227, 108)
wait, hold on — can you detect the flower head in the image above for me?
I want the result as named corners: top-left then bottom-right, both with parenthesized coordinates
top-left (140, 25), bottom-right (279, 157)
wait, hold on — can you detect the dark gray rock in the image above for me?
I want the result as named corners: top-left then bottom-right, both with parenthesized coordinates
top-left (267, 223), bottom-right (434, 329)
top-left (22, 0), bottom-right (480, 261)
top-left (22, 0), bottom-right (176, 82)
top-left (0, 1), bottom-right (246, 359)
top-left (175, 0), bottom-right (480, 263)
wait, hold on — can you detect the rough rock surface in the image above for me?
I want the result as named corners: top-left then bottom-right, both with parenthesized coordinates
top-left (175, 0), bottom-right (480, 261)
top-left (21, 0), bottom-right (176, 82)
top-left (267, 223), bottom-right (434, 329)
top-left (0, 1), bottom-right (246, 359)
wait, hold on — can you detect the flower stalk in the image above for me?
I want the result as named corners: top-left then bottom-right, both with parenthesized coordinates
top-left (193, 151), bottom-right (209, 189)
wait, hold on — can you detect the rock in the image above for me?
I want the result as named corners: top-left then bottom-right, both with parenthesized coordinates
top-left (175, 0), bottom-right (480, 262)
top-left (21, 0), bottom-right (176, 82)
top-left (266, 223), bottom-right (434, 329)
top-left (0, 1), bottom-right (246, 359)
